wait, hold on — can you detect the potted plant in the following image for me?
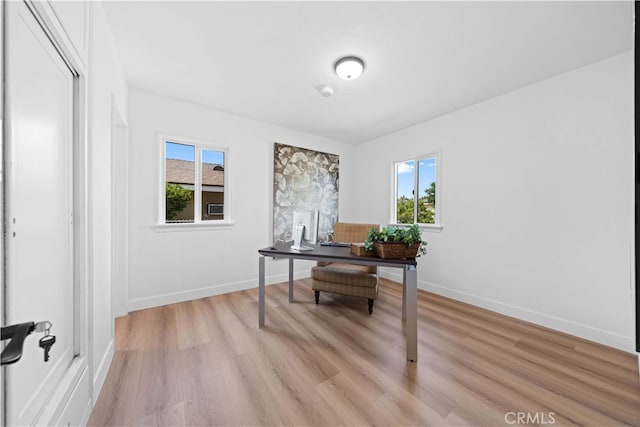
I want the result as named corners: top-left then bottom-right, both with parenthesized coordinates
top-left (363, 224), bottom-right (427, 259)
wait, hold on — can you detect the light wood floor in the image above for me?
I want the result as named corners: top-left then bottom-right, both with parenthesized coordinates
top-left (88, 278), bottom-right (640, 426)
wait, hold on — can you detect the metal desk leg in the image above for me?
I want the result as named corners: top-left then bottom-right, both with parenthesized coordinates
top-left (405, 265), bottom-right (418, 362)
top-left (402, 267), bottom-right (407, 320)
top-left (288, 258), bottom-right (294, 303)
top-left (259, 256), bottom-right (265, 328)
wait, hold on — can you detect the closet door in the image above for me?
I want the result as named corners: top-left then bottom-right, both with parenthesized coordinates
top-left (4, 1), bottom-right (76, 425)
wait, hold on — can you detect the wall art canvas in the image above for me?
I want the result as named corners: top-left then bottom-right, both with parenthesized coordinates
top-left (273, 143), bottom-right (339, 244)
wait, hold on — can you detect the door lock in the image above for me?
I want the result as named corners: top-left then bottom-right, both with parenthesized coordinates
top-left (1, 321), bottom-right (55, 365)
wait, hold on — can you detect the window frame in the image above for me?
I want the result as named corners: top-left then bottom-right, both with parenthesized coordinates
top-left (157, 134), bottom-right (233, 231)
top-left (390, 150), bottom-right (443, 231)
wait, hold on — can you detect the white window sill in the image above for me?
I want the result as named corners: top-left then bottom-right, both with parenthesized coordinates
top-left (419, 223), bottom-right (443, 232)
top-left (154, 220), bottom-right (235, 232)
top-left (388, 223), bottom-right (443, 233)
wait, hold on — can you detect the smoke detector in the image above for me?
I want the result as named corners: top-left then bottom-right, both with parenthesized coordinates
top-left (318, 85), bottom-right (334, 97)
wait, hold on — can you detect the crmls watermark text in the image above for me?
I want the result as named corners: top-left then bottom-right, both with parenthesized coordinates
top-left (504, 412), bottom-right (556, 425)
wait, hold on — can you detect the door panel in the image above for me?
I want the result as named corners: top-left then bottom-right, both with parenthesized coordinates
top-left (5, 2), bottom-right (75, 425)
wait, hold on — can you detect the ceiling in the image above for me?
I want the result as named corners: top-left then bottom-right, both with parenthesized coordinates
top-left (102, 1), bottom-right (633, 144)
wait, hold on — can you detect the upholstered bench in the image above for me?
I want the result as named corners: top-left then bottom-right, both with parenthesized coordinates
top-left (310, 222), bottom-right (379, 314)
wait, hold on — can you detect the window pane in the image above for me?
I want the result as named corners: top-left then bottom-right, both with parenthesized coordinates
top-left (417, 157), bottom-right (436, 224)
top-left (396, 160), bottom-right (415, 224)
top-left (201, 149), bottom-right (225, 221)
top-left (165, 141), bottom-right (195, 223)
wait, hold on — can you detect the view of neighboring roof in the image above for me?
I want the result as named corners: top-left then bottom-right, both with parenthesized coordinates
top-left (166, 159), bottom-right (224, 186)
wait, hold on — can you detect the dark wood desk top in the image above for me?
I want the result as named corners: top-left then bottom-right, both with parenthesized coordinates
top-left (258, 242), bottom-right (417, 267)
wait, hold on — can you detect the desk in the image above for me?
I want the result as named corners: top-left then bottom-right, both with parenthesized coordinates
top-left (258, 243), bottom-right (418, 362)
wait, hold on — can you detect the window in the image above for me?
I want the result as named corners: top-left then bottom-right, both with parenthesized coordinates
top-left (163, 138), bottom-right (228, 224)
top-left (394, 153), bottom-right (440, 226)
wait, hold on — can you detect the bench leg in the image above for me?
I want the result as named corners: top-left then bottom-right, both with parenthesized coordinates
top-left (314, 290), bottom-right (320, 304)
top-left (368, 299), bottom-right (374, 315)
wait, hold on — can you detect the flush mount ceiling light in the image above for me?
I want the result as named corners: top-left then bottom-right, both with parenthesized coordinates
top-left (334, 56), bottom-right (365, 80)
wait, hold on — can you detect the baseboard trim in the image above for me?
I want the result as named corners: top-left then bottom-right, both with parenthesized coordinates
top-left (93, 339), bottom-right (114, 400)
top-left (380, 270), bottom-right (635, 353)
top-left (127, 271), bottom-right (311, 312)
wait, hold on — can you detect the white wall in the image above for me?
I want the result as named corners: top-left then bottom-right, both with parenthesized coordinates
top-left (354, 52), bottom-right (635, 352)
top-left (127, 89), bottom-right (355, 310)
top-left (88, 2), bottom-right (128, 397)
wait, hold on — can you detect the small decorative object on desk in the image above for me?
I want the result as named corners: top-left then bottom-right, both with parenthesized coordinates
top-left (350, 242), bottom-right (376, 257)
top-left (363, 224), bottom-right (427, 259)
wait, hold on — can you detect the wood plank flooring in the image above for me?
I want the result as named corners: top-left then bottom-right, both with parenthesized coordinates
top-left (88, 278), bottom-right (640, 426)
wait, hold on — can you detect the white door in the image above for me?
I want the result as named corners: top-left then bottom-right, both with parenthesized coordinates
top-left (4, 2), bottom-right (76, 425)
